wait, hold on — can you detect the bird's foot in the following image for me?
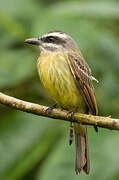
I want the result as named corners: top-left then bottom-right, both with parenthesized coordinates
top-left (45, 104), bottom-right (57, 114)
top-left (67, 109), bottom-right (78, 119)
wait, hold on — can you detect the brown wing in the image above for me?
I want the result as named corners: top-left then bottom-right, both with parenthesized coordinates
top-left (67, 51), bottom-right (98, 115)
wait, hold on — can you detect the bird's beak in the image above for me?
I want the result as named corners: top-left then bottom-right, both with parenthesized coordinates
top-left (24, 38), bottom-right (41, 46)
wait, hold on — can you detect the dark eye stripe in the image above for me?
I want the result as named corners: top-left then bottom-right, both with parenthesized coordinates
top-left (41, 36), bottom-right (56, 43)
top-left (41, 36), bottom-right (66, 45)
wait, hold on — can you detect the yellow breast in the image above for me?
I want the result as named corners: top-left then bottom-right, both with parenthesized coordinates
top-left (37, 52), bottom-right (86, 112)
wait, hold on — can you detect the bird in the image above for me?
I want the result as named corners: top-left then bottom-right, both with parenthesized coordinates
top-left (24, 30), bottom-right (98, 175)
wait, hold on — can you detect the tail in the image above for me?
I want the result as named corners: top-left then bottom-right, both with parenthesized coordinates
top-left (74, 124), bottom-right (90, 175)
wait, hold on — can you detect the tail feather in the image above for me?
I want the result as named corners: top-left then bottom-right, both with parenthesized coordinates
top-left (83, 127), bottom-right (90, 174)
top-left (75, 125), bottom-right (90, 175)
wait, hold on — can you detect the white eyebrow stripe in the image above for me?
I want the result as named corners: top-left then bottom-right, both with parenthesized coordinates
top-left (42, 32), bottom-right (67, 39)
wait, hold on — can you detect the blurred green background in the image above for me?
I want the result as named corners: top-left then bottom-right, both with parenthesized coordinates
top-left (0, 0), bottom-right (119, 179)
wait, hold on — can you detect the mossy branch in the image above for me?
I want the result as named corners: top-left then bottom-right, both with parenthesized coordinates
top-left (0, 92), bottom-right (119, 131)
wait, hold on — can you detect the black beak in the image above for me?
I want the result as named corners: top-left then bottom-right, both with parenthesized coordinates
top-left (24, 38), bottom-right (41, 46)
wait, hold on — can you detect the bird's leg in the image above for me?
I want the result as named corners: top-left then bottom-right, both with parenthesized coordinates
top-left (68, 109), bottom-right (78, 145)
top-left (69, 122), bottom-right (74, 145)
top-left (45, 104), bottom-right (57, 114)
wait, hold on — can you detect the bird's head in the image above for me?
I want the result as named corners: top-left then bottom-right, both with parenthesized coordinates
top-left (24, 31), bottom-right (78, 53)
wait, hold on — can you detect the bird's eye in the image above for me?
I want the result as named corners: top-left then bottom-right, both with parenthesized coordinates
top-left (46, 36), bottom-right (55, 43)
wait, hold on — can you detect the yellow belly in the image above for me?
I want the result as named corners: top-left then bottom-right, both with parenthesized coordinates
top-left (37, 52), bottom-right (86, 112)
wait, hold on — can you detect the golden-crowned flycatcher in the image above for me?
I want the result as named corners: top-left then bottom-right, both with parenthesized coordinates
top-left (25, 31), bottom-right (98, 175)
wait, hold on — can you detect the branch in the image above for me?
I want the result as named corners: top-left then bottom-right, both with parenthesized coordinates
top-left (0, 92), bottom-right (119, 131)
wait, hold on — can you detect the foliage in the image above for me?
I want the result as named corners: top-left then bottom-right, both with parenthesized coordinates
top-left (0, 0), bottom-right (119, 179)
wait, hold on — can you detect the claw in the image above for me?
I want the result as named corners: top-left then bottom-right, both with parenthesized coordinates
top-left (68, 109), bottom-right (78, 119)
top-left (45, 104), bottom-right (57, 114)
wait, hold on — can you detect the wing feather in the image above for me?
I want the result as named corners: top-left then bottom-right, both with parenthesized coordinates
top-left (67, 52), bottom-right (98, 115)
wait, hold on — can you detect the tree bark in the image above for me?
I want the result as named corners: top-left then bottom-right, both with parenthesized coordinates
top-left (0, 92), bottom-right (119, 131)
